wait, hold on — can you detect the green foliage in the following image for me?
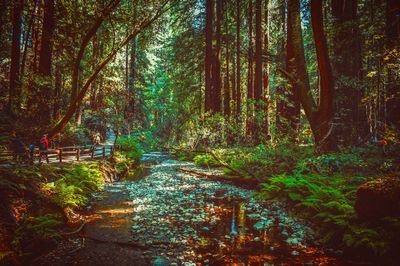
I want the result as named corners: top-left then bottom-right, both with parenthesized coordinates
top-left (13, 214), bottom-right (62, 249)
top-left (45, 162), bottom-right (103, 208)
top-left (193, 154), bottom-right (219, 167)
top-left (59, 124), bottom-right (91, 146)
top-left (116, 135), bottom-right (143, 160)
top-left (257, 171), bottom-right (400, 256)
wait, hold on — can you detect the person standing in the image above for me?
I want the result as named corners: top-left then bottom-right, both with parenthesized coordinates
top-left (28, 142), bottom-right (35, 164)
top-left (11, 132), bottom-right (26, 163)
top-left (39, 134), bottom-right (49, 163)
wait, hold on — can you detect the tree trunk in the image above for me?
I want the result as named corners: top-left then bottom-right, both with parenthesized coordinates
top-left (311, 0), bottom-right (335, 150)
top-left (288, 0), bottom-right (335, 152)
top-left (284, 0), bottom-right (300, 138)
top-left (275, 0), bottom-right (287, 135)
top-left (253, 0), bottom-right (263, 141)
top-left (254, 0), bottom-right (262, 104)
top-left (205, 0), bottom-right (213, 113)
top-left (223, 0), bottom-right (230, 118)
top-left (263, 0), bottom-right (270, 137)
top-left (8, 0), bottom-right (24, 115)
top-left (213, 0), bottom-right (222, 113)
top-left (70, 0), bottom-right (120, 103)
top-left (20, 0), bottom-right (39, 81)
top-left (246, 0), bottom-right (254, 136)
top-left (331, 0), bottom-right (362, 144)
top-left (385, 0), bottom-right (400, 133)
top-left (235, 0), bottom-right (241, 120)
top-left (37, 0), bottom-right (55, 125)
top-left (128, 36), bottom-right (136, 122)
top-left (90, 34), bottom-right (99, 110)
top-left (53, 63), bottom-right (62, 120)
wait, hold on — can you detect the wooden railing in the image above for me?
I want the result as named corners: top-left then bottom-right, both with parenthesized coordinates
top-left (0, 144), bottom-right (115, 164)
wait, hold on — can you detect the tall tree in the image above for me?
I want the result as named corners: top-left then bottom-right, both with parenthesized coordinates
top-left (205, 0), bottom-right (213, 113)
top-left (284, 0), bottom-right (300, 137)
top-left (246, 0), bottom-right (254, 136)
top-left (254, 0), bottom-right (263, 104)
top-left (385, 0), bottom-right (400, 133)
top-left (263, 0), bottom-right (270, 137)
top-left (213, 0), bottom-right (222, 113)
top-left (37, 0), bottom-right (55, 125)
top-left (253, 0), bottom-right (263, 141)
top-left (331, 0), bottom-right (362, 144)
top-left (287, 0), bottom-right (335, 151)
top-left (235, 0), bottom-right (241, 119)
top-left (71, 0), bottom-right (120, 122)
top-left (8, 0), bottom-right (24, 115)
top-left (223, 0), bottom-right (230, 117)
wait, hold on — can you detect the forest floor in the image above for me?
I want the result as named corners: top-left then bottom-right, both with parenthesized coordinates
top-left (37, 152), bottom-right (350, 266)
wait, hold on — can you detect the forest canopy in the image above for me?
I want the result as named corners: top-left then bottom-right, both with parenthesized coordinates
top-left (0, 0), bottom-right (399, 151)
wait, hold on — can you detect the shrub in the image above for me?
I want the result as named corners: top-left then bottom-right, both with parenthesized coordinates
top-left (116, 135), bottom-right (143, 160)
top-left (44, 162), bottom-right (103, 209)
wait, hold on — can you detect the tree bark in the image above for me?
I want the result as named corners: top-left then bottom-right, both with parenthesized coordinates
top-left (70, 0), bottom-right (121, 121)
top-left (213, 0), bottom-right (222, 113)
top-left (311, 0), bottom-right (335, 150)
top-left (235, 0), bottom-right (241, 120)
top-left (53, 62), bottom-right (62, 120)
top-left (36, 0), bottom-right (55, 125)
top-left (262, 0), bottom-right (270, 137)
top-left (20, 0), bottom-right (39, 81)
top-left (385, 0), bottom-right (400, 133)
top-left (254, 0), bottom-right (262, 104)
top-left (223, 0), bottom-right (230, 118)
top-left (287, 0), bottom-right (335, 152)
top-left (331, 0), bottom-right (362, 144)
top-left (8, 0), bottom-right (24, 115)
top-left (284, 0), bottom-right (300, 138)
top-left (246, 0), bottom-right (254, 136)
top-left (127, 36), bottom-right (136, 122)
top-left (205, 0), bottom-right (213, 113)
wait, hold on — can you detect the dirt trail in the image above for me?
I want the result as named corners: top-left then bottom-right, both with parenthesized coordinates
top-left (38, 152), bottom-right (343, 266)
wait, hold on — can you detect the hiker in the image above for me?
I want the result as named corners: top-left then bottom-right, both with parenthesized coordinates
top-left (39, 134), bottom-right (49, 163)
top-left (93, 133), bottom-right (101, 145)
top-left (11, 133), bottom-right (27, 163)
top-left (28, 142), bottom-right (35, 164)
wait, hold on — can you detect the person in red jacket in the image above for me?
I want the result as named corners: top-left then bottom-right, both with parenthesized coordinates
top-left (39, 134), bottom-right (49, 163)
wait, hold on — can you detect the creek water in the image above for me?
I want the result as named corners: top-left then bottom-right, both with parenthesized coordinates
top-left (39, 152), bottom-right (347, 266)
top-left (127, 152), bottom-right (343, 265)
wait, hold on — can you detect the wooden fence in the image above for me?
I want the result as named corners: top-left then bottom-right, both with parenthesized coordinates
top-left (0, 144), bottom-right (115, 164)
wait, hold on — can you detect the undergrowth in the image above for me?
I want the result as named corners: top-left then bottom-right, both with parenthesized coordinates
top-left (0, 135), bottom-right (143, 263)
top-left (190, 142), bottom-right (400, 258)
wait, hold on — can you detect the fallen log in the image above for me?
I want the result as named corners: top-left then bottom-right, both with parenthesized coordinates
top-left (177, 168), bottom-right (259, 187)
top-left (78, 235), bottom-right (148, 249)
top-left (207, 149), bottom-right (263, 183)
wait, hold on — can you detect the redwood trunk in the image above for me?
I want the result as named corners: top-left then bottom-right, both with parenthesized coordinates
top-left (8, 0), bottom-right (24, 115)
top-left (235, 0), bottom-right (241, 120)
top-left (37, 0), bottom-right (55, 125)
top-left (385, 0), bottom-right (400, 133)
top-left (205, 0), bottom-right (213, 113)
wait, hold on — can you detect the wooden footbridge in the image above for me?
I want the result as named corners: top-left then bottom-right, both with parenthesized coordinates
top-left (0, 144), bottom-right (115, 165)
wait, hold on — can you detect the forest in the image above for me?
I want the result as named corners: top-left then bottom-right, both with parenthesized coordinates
top-left (0, 0), bottom-right (399, 265)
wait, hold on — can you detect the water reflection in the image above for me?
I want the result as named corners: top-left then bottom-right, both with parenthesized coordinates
top-left (195, 198), bottom-right (340, 265)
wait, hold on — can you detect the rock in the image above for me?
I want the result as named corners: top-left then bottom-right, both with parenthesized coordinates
top-left (254, 237), bottom-right (260, 242)
top-left (152, 257), bottom-right (170, 266)
top-left (355, 176), bottom-right (400, 220)
top-left (291, 250), bottom-right (300, 256)
top-left (253, 221), bottom-right (265, 231)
